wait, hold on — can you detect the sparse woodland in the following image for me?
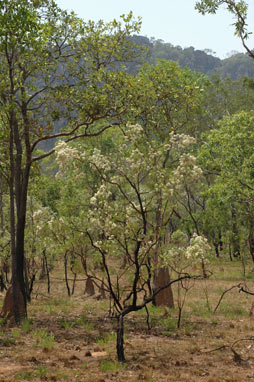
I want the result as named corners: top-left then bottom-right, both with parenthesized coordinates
top-left (1, 0), bottom-right (254, 380)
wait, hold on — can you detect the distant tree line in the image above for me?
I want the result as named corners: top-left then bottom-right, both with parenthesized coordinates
top-left (130, 35), bottom-right (254, 79)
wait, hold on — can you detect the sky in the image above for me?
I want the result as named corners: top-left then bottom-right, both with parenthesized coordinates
top-left (55, 0), bottom-right (254, 59)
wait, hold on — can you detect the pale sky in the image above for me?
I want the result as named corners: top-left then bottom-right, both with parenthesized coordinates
top-left (56, 0), bottom-right (254, 59)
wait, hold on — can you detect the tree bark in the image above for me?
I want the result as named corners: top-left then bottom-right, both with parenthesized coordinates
top-left (1, 111), bottom-right (29, 323)
top-left (231, 208), bottom-right (240, 258)
top-left (153, 195), bottom-right (174, 307)
top-left (116, 314), bottom-right (125, 363)
top-left (248, 216), bottom-right (254, 263)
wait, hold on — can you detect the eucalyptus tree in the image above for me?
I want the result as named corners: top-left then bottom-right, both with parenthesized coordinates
top-left (0, 0), bottom-right (142, 323)
top-left (199, 111), bottom-right (254, 260)
top-left (195, 0), bottom-right (254, 59)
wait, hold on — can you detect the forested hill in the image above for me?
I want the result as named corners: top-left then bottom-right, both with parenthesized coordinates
top-left (132, 35), bottom-right (254, 79)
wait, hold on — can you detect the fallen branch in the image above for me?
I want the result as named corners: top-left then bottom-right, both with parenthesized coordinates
top-left (203, 337), bottom-right (254, 365)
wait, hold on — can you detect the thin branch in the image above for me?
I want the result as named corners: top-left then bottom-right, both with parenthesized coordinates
top-left (213, 284), bottom-right (242, 314)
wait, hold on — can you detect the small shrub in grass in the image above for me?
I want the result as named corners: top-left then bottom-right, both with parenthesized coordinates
top-left (81, 361), bottom-right (88, 369)
top-left (75, 315), bottom-right (94, 331)
top-left (99, 359), bottom-right (126, 372)
top-left (162, 317), bottom-right (177, 332)
top-left (0, 314), bottom-right (8, 327)
top-left (190, 301), bottom-right (212, 319)
top-left (47, 306), bottom-right (57, 315)
top-left (15, 370), bottom-right (34, 380)
top-left (211, 318), bottom-right (219, 325)
top-left (21, 318), bottom-right (33, 333)
top-left (11, 328), bottom-right (21, 339)
top-left (96, 332), bottom-right (116, 346)
top-left (149, 305), bottom-right (167, 316)
top-left (220, 303), bottom-right (248, 319)
top-left (245, 272), bottom-right (254, 280)
top-left (0, 335), bottom-right (15, 346)
top-left (60, 318), bottom-right (75, 329)
top-left (36, 365), bottom-right (48, 378)
top-left (31, 329), bottom-right (55, 350)
top-left (54, 370), bottom-right (68, 380)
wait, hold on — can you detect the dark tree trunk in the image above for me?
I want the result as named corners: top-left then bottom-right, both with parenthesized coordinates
top-left (228, 243), bottom-right (233, 261)
top-left (1, 113), bottom-right (30, 323)
top-left (214, 242), bottom-right (220, 258)
top-left (248, 216), bottom-right (254, 263)
top-left (219, 232), bottom-right (223, 252)
top-left (0, 175), bottom-right (3, 236)
top-left (153, 195), bottom-right (174, 308)
top-left (64, 252), bottom-right (71, 296)
top-left (116, 314), bottom-right (125, 363)
top-left (231, 208), bottom-right (240, 258)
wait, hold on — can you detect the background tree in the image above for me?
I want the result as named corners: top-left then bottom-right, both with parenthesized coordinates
top-left (199, 111), bottom-right (254, 260)
top-left (0, 0), bottom-right (142, 323)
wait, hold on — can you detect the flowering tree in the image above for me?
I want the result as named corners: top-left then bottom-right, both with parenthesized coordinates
top-left (55, 123), bottom-right (210, 362)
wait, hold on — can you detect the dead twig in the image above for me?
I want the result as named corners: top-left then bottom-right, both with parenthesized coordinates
top-left (213, 284), bottom-right (242, 314)
top-left (203, 337), bottom-right (254, 365)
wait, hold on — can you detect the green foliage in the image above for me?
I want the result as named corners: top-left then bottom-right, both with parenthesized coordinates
top-left (195, 1), bottom-right (253, 59)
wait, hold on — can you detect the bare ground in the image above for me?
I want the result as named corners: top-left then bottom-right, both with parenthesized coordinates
top-left (1, 269), bottom-right (254, 382)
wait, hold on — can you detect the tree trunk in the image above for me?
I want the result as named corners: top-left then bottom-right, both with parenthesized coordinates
top-left (1, 113), bottom-right (29, 324)
top-left (248, 216), bottom-right (254, 263)
top-left (116, 314), bottom-right (125, 363)
top-left (153, 194), bottom-right (174, 308)
top-left (231, 208), bottom-right (240, 258)
top-left (0, 175), bottom-right (3, 236)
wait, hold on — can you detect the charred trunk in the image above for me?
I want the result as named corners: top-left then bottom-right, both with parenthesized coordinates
top-left (116, 314), bottom-right (125, 363)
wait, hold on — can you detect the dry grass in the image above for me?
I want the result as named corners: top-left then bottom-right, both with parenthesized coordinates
top-left (1, 258), bottom-right (254, 381)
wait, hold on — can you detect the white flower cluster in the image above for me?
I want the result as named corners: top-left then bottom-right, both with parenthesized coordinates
top-left (32, 207), bottom-right (53, 235)
top-left (160, 230), bottom-right (210, 272)
top-left (124, 123), bottom-right (144, 142)
top-left (90, 184), bottom-right (112, 206)
top-left (185, 234), bottom-right (211, 264)
top-left (173, 153), bottom-right (203, 186)
top-left (55, 141), bottom-right (80, 177)
top-left (90, 148), bottom-right (112, 172)
top-left (169, 132), bottom-right (196, 150)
